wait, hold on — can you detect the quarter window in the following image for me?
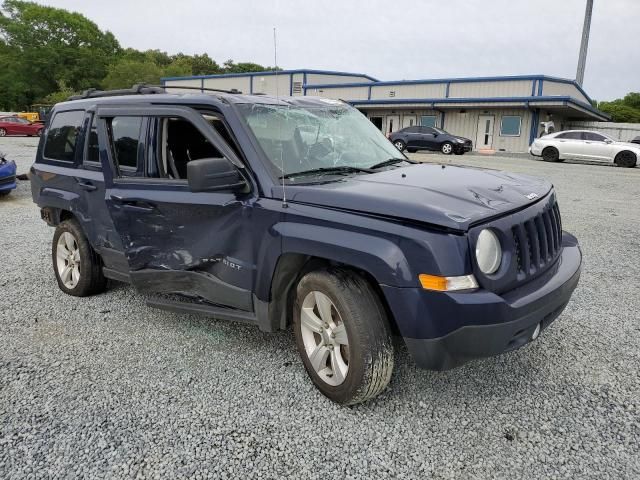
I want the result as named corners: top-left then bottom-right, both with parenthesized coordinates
top-left (107, 117), bottom-right (143, 175)
top-left (43, 110), bottom-right (85, 162)
top-left (500, 116), bottom-right (522, 136)
top-left (420, 115), bottom-right (437, 128)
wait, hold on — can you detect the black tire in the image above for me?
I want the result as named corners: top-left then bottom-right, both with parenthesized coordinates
top-left (614, 150), bottom-right (637, 168)
top-left (52, 219), bottom-right (107, 296)
top-left (542, 146), bottom-right (562, 162)
top-left (441, 142), bottom-right (453, 155)
top-left (454, 151), bottom-right (464, 155)
top-left (293, 268), bottom-right (394, 405)
top-left (36, 128), bottom-right (43, 137)
top-left (0, 128), bottom-right (6, 137)
top-left (0, 190), bottom-right (10, 197)
top-left (393, 139), bottom-right (406, 152)
top-left (407, 148), bottom-right (417, 153)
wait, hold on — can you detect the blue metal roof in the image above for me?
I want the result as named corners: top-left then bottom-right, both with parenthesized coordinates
top-left (347, 96), bottom-right (609, 121)
top-left (303, 74), bottom-right (593, 104)
top-left (162, 69), bottom-right (379, 82)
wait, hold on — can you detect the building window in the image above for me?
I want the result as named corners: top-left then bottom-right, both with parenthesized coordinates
top-left (420, 115), bottom-right (437, 128)
top-left (500, 116), bottom-right (522, 136)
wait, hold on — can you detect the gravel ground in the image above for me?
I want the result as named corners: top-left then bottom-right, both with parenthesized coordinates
top-left (1, 136), bottom-right (639, 479)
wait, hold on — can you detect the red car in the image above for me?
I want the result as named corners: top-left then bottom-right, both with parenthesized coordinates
top-left (0, 116), bottom-right (44, 137)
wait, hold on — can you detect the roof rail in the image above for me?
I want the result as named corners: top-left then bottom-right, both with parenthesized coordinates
top-left (67, 84), bottom-right (165, 101)
top-left (67, 83), bottom-right (242, 101)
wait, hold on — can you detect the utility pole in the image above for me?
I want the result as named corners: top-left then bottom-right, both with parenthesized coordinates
top-left (576, 0), bottom-right (594, 86)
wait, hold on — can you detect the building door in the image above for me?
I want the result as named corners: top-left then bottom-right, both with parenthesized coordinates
top-left (369, 116), bottom-right (383, 131)
top-left (476, 115), bottom-right (495, 149)
top-left (385, 115), bottom-right (400, 136)
top-left (402, 115), bottom-right (417, 128)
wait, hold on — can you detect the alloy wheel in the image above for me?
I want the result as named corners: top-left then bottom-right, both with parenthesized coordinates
top-left (442, 143), bottom-right (453, 154)
top-left (394, 141), bottom-right (405, 151)
top-left (56, 232), bottom-right (81, 289)
top-left (299, 291), bottom-right (350, 386)
top-left (0, 129), bottom-right (6, 137)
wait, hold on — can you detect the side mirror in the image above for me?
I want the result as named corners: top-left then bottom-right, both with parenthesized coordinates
top-left (187, 157), bottom-right (246, 192)
top-left (604, 139), bottom-right (613, 144)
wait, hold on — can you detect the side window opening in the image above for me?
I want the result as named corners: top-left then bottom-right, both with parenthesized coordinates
top-left (43, 110), bottom-right (85, 162)
top-left (149, 115), bottom-right (240, 180)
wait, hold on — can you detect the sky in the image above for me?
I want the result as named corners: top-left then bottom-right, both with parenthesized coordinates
top-left (36, 0), bottom-right (640, 100)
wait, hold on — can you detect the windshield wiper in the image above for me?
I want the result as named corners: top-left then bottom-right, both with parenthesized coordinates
top-left (279, 166), bottom-right (374, 179)
top-left (369, 158), bottom-right (416, 170)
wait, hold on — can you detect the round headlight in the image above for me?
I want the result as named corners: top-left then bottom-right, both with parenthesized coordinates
top-left (475, 229), bottom-right (502, 274)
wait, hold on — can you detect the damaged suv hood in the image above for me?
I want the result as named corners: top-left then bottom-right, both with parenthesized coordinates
top-left (277, 164), bottom-right (552, 231)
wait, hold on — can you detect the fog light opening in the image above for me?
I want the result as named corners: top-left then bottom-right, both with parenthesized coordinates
top-left (531, 323), bottom-right (542, 340)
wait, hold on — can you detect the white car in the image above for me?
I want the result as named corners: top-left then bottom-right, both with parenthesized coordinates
top-left (529, 130), bottom-right (639, 168)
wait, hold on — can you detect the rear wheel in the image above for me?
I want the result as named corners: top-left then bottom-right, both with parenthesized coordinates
top-left (393, 140), bottom-right (406, 151)
top-left (542, 146), bottom-right (562, 162)
top-left (52, 219), bottom-right (107, 296)
top-left (293, 268), bottom-right (394, 405)
top-left (0, 128), bottom-right (6, 137)
top-left (614, 150), bottom-right (637, 168)
top-left (441, 142), bottom-right (453, 155)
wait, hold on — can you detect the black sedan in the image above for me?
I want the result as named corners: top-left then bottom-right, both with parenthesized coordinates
top-left (389, 126), bottom-right (472, 155)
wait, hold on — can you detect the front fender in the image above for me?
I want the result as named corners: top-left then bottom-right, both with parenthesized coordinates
top-left (275, 222), bottom-right (414, 287)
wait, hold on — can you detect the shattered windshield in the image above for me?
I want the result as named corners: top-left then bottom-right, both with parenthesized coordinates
top-left (237, 102), bottom-right (407, 181)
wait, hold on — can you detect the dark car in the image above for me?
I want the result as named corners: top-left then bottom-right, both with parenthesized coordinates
top-left (631, 136), bottom-right (640, 145)
top-left (30, 86), bottom-right (581, 405)
top-left (0, 116), bottom-right (44, 137)
top-left (389, 126), bottom-right (473, 155)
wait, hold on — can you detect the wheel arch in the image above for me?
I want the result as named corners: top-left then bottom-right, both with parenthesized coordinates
top-left (265, 252), bottom-right (399, 334)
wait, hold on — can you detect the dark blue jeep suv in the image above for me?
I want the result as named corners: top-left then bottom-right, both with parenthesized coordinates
top-left (31, 86), bottom-right (582, 404)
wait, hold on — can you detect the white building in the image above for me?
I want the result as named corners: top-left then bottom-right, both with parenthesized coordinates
top-left (162, 69), bottom-right (609, 153)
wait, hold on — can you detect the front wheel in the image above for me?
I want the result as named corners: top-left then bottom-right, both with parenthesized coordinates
top-left (542, 146), bottom-right (563, 162)
top-left (0, 128), bottom-right (6, 137)
top-left (52, 219), bottom-right (107, 296)
top-left (393, 140), bottom-right (406, 151)
top-left (614, 150), bottom-right (637, 168)
top-left (441, 142), bottom-right (453, 155)
top-left (293, 268), bottom-right (394, 405)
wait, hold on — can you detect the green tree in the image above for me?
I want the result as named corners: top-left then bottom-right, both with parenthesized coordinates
top-left (222, 59), bottom-right (275, 73)
top-left (597, 92), bottom-right (640, 123)
top-left (102, 59), bottom-right (163, 90)
top-left (0, 0), bottom-right (120, 109)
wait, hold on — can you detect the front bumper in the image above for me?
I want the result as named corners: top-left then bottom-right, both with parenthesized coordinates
top-left (529, 144), bottom-right (543, 156)
top-left (0, 160), bottom-right (17, 192)
top-left (383, 232), bottom-right (582, 370)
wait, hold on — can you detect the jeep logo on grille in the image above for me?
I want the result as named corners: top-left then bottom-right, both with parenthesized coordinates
top-left (525, 193), bottom-right (539, 200)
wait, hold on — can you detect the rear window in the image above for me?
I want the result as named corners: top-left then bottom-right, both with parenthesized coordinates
top-left (43, 110), bottom-right (85, 162)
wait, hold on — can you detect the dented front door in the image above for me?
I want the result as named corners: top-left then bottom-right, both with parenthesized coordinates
top-left (98, 105), bottom-right (256, 311)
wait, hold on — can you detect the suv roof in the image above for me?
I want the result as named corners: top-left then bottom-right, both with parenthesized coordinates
top-left (55, 86), bottom-right (344, 111)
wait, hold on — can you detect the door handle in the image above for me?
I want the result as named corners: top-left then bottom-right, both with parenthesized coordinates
top-left (110, 195), bottom-right (156, 212)
top-left (76, 179), bottom-right (97, 191)
top-left (121, 203), bottom-right (156, 213)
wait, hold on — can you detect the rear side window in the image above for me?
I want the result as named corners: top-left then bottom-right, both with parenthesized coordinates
top-left (85, 115), bottom-right (100, 165)
top-left (107, 117), bottom-right (143, 175)
top-left (556, 132), bottom-right (583, 140)
top-left (583, 132), bottom-right (606, 142)
top-left (43, 110), bottom-right (85, 162)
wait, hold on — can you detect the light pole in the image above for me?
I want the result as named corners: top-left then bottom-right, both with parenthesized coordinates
top-left (576, 0), bottom-right (594, 86)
